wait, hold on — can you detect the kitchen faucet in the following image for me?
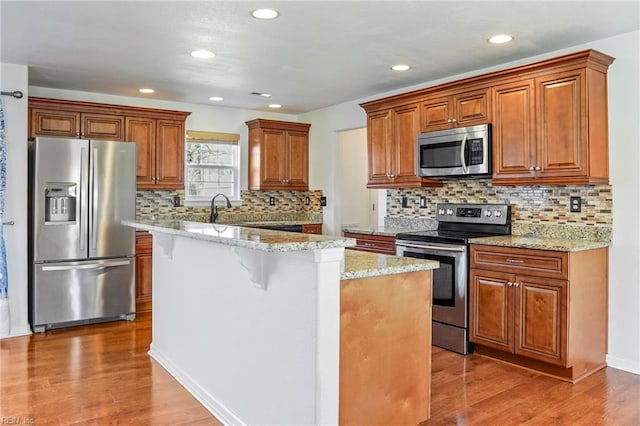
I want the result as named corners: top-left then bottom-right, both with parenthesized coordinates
top-left (210, 193), bottom-right (232, 223)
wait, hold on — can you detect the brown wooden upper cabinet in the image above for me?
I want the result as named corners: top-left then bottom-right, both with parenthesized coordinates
top-left (420, 88), bottom-right (490, 132)
top-left (360, 49), bottom-right (613, 188)
top-left (126, 117), bottom-right (186, 189)
top-left (30, 106), bottom-right (125, 140)
top-left (360, 101), bottom-right (442, 189)
top-left (29, 98), bottom-right (191, 190)
top-left (246, 118), bottom-right (311, 191)
top-left (491, 51), bottom-right (613, 185)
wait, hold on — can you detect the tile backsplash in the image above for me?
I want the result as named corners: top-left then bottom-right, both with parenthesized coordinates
top-left (386, 179), bottom-right (612, 240)
top-left (136, 189), bottom-right (323, 223)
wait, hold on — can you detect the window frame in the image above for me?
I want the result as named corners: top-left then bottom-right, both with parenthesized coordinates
top-left (183, 131), bottom-right (241, 207)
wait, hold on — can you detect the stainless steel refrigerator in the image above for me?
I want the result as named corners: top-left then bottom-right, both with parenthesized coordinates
top-left (28, 137), bottom-right (136, 332)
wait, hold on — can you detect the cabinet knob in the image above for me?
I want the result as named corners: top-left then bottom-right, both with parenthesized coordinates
top-left (513, 282), bottom-right (520, 288)
top-left (507, 281), bottom-right (513, 287)
top-left (535, 166), bottom-right (541, 171)
top-left (528, 166), bottom-right (535, 173)
top-left (451, 118), bottom-right (457, 123)
top-left (447, 119), bottom-right (452, 123)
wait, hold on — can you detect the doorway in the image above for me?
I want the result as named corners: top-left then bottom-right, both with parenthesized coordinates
top-left (336, 128), bottom-right (382, 231)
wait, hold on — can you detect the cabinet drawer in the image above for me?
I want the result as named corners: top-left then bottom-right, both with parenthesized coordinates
top-left (470, 244), bottom-right (568, 279)
top-left (343, 232), bottom-right (395, 255)
top-left (302, 224), bottom-right (322, 234)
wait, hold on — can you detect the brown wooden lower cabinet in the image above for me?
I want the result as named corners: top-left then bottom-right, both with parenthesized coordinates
top-left (343, 232), bottom-right (395, 255)
top-left (469, 244), bottom-right (608, 382)
top-left (135, 231), bottom-right (153, 313)
top-left (340, 269), bottom-right (432, 424)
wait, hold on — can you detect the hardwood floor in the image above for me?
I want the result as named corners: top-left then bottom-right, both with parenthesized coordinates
top-left (1, 313), bottom-right (638, 425)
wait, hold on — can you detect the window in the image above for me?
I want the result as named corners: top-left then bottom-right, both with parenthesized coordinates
top-left (185, 130), bottom-right (240, 204)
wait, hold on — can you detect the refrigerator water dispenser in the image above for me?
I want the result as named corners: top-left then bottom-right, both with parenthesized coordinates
top-left (45, 183), bottom-right (77, 223)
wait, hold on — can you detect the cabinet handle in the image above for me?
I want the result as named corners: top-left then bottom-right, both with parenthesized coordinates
top-left (528, 166), bottom-right (535, 173)
top-left (513, 282), bottom-right (520, 288)
top-left (507, 281), bottom-right (513, 287)
top-left (535, 166), bottom-right (541, 171)
top-left (452, 118), bottom-right (457, 123)
top-left (447, 118), bottom-right (452, 123)
top-left (506, 259), bottom-right (524, 263)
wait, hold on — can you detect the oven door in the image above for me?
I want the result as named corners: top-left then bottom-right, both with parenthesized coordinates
top-left (396, 240), bottom-right (467, 328)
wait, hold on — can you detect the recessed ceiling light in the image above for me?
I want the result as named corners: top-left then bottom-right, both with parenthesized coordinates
top-left (191, 50), bottom-right (215, 59)
top-left (488, 34), bottom-right (513, 44)
top-left (209, 96), bottom-right (223, 102)
top-left (139, 88), bottom-right (155, 94)
top-left (252, 8), bottom-right (279, 20)
top-left (268, 104), bottom-right (281, 109)
top-left (391, 64), bottom-right (411, 72)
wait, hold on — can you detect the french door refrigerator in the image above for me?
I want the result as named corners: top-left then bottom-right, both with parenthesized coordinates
top-left (28, 137), bottom-right (136, 332)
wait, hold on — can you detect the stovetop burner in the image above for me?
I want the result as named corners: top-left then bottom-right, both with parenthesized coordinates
top-left (396, 203), bottom-right (511, 244)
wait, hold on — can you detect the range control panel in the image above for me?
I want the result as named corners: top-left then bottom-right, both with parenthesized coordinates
top-left (436, 203), bottom-right (510, 225)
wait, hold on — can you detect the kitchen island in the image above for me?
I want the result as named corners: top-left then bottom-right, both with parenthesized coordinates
top-left (123, 220), bottom-right (438, 425)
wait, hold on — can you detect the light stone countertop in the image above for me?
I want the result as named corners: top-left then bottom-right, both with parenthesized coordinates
top-left (124, 220), bottom-right (355, 252)
top-left (341, 248), bottom-right (439, 280)
top-left (470, 235), bottom-right (611, 252)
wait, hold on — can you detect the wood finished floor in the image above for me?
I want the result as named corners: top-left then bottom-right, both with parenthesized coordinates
top-left (1, 313), bottom-right (638, 425)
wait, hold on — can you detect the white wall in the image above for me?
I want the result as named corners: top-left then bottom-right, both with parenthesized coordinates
top-left (0, 62), bottom-right (30, 337)
top-left (301, 30), bottom-right (640, 375)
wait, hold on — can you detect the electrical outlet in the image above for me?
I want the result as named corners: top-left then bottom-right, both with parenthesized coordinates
top-left (305, 196), bottom-right (310, 206)
top-left (401, 196), bottom-right (408, 208)
top-left (419, 196), bottom-right (427, 208)
top-left (172, 195), bottom-right (180, 207)
top-left (320, 196), bottom-right (327, 207)
top-left (570, 196), bottom-right (581, 212)
top-left (269, 196), bottom-right (276, 206)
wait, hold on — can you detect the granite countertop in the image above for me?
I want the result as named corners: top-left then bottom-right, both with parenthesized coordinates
top-left (238, 220), bottom-right (321, 226)
top-left (342, 226), bottom-right (427, 237)
top-left (470, 235), bottom-right (611, 252)
top-left (124, 220), bottom-right (354, 252)
top-left (341, 248), bottom-right (439, 280)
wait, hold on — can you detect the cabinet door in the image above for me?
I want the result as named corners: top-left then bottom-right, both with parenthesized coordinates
top-left (454, 89), bottom-right (490, 127)
top-left (156, 120), bottom-right (185, 189)
top-left (491, 80), bottom-right (536, 180)
top-left (286, 130), bottom-right (309, 190)
top-left (366, 110), bottom-right (393, 186)
top-left (392, 104), bottom-right (422, 186)
top-left (536, 70), bottom-right (587, 178)
top-left (125, 116), bottom-right (156, 188)
top-left (135, 232), bottom-right (153, 311)
top-left (420, 96), bottom-right (452, 132)
top-left (261, 129), bottom-right (287, 188)
top-left (469, 269), bottom-right (513, 352)
top-left (82, 114), bottom-right (125, 140)
top-left (30, 108), bottom-right (80, 138)
top-left (514, 276), bottom-right (567, 366)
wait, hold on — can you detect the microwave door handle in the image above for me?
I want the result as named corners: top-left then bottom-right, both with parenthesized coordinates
top-left (460, 134), bottom-right (469, 174)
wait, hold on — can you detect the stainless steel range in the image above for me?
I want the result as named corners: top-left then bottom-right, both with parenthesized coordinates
top-left (396, 203), bottom-right (511, 355)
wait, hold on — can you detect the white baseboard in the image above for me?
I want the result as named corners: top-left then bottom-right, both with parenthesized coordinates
top-left (148, 343), bottom-right (247, 426)
top-left (606, 354), bottom-right (640, 375)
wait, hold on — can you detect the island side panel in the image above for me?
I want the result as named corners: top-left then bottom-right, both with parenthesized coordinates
top-left (148, 233), bottom-right (342, 425)
top-left (339, 270), bottom-right (433, 425)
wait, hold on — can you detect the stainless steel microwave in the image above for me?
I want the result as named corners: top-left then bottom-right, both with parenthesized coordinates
top-left (417, 124), bottom-right (491, 178)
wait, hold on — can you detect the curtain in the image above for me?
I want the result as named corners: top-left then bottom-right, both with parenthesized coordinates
top-left (0, 98), bottom-right (7, 299)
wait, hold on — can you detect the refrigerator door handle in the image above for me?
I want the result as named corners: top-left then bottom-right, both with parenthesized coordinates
top-left (79, 147), bottom-right (88, 250)
top-left (42, 260), bottom-right (132, 272)
top-left (91, 147), bottom-right (99, 250)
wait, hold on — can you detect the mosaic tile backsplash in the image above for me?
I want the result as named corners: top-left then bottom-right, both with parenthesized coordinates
top-left (136, 189), bottom-right (323, 224)
top-left (385, 179), bottom-right (612, 241)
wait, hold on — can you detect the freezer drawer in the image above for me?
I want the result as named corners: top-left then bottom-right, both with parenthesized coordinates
top-left (31, 257), bottom-right (135, 332)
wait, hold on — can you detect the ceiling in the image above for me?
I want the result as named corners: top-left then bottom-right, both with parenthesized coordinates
top-left (2, 1), bottom-right (638, 114)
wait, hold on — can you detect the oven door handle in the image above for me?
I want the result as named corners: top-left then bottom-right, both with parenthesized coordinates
top-left (397, 242), bottom-right (466, 253)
